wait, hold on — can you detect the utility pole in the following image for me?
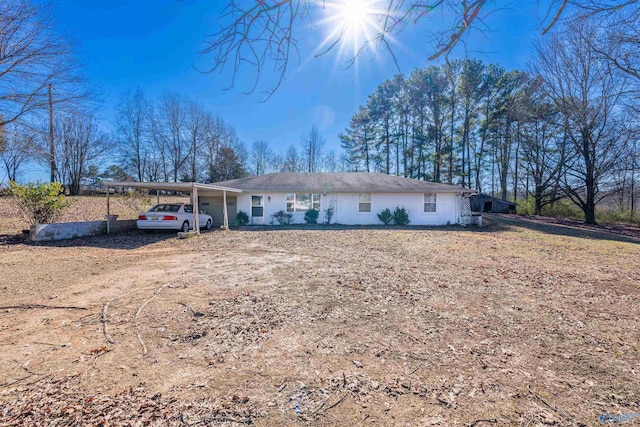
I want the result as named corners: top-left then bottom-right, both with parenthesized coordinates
top-left (48, 83), bottom-right (56, 182)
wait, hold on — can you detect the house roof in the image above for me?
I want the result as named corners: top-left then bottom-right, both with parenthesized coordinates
top-left (214, 173), bottom-right (474, 194)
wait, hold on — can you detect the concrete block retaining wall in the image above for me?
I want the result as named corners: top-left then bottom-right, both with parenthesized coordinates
top-left (31, 220), bottom-right (137, 242)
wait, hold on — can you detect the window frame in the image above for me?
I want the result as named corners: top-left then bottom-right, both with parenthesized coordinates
top-left (286, 193), bottom-right (321, 213)
top-left (423, 193), bottom-right (437, 213)
top-left (358, 193), bottom-right (372, 213)
top-left (251, 195), bottom-right (264, 218)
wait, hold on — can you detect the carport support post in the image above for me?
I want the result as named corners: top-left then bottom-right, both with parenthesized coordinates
top-left (192, 184), bottom-right (200, 235)
top-left (106, 185), bottom-right (110, 235)
top-left (223, 190), bottom-right (229, 229)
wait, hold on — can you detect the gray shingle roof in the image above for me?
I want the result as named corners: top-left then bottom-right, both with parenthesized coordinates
top-left (214, 173), bottom-right (472, 193)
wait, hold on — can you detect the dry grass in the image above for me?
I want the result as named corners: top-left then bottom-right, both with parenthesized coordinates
top-left (0, 204), bottom-right (639, 425)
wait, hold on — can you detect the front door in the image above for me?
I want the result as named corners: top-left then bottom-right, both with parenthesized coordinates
top-left (251, 195), bottom-right (264, 225)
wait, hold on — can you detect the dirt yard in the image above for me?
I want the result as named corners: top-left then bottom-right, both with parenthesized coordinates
top-left (0, 213), bottom-right (639, 426)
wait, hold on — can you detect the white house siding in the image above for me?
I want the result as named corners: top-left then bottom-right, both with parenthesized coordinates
top-left (237, 192), bottom-right (461, 226)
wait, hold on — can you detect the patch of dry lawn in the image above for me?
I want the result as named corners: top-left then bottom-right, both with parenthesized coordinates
top-left (0, 218), bottom-right (639, 426)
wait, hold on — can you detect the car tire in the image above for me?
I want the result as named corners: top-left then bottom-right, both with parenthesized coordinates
top-left (205, 219), bottom-right (212, 230)
top-left (181, 221), bottom-right (189, 233)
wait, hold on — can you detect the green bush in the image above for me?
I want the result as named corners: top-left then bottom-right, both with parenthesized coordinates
top-left (377, 208), bottom-right (393, 225)
top-left (304, 209), bottom-right (319, 224)
top-left (272, 210), bottom-right (293, 225)
top-left (517, 196), bottom-right (583, 219)
top-left (235, 210), bottom-right (249, 226)
top-left (393, 206), bottom-right (410, 226)
top-left (8, 181), bottom-right (72, 226)
top-left (597, 206), bottom-right (640, 226)
top-left (517, 196), bottom-right (537, 215)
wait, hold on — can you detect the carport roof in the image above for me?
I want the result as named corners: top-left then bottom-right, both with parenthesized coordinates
top-left (104, 181), bottom-right (243, 194)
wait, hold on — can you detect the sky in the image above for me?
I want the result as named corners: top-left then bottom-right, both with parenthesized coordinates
top-left (22, 0), bottom-right (544, 181)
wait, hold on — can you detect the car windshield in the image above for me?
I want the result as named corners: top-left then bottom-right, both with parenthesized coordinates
top-left (148, 204), bottom-right (180, 213)
top-left (184, 204), bottom-right (194, 213)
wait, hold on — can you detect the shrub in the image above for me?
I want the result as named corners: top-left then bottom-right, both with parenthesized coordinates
top-left (393, 206), bottom-right (410, 226)
top-left (304, 209), bottom-right (319, 224)
top-left (272, 210), bottom-right (293, 225)
top-left (324, 205), bottom-right (335, 225)
top-left (517, 196), bottom-right (537, 215)
top-left (377, 208), bottom-right (393, 225)
top-left (8, 181), bottom-right (72, 226)
top-left (597, 206), bottom-right (640, 226)
top-left (235, 210), bottom-right (249, 226)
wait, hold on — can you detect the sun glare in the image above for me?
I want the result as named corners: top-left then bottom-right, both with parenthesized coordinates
top-left (341, 0), bottom-right (371, 29)
top-left (318, 0), bottom-right (383, 60)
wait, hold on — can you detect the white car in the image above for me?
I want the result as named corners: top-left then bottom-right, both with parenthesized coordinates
top-left (137, 203), bottom-right (213, 233)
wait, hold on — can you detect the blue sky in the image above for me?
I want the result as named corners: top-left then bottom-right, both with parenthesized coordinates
top-left (23, 1), bottom-right (544, 180)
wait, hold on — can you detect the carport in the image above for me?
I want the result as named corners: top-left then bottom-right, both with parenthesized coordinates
top-left (104, 181), bottom-right (243, 235)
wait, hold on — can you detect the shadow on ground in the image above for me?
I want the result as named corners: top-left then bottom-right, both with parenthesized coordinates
top-left (3, 215), bottom-right (637, 248)
top-left (0, 230), bottom-right (210, 250)
top-left (482, 213), bottom-right (640, 245)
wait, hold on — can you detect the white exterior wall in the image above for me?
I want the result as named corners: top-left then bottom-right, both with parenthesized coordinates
top-left (237, 192), bottom-right (461, 225)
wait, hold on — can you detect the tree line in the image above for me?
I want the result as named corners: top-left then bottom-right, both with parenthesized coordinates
top-left (114, 90), bottom-right (339, 184)
top-left (339, 19), bottom-right (638, 224)
top-left (1, 1), bottom-right (638, 225)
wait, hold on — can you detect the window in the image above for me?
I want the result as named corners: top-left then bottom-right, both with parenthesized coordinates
top-left (297, 193), bottom-right (311, 211)
top-left (251, 195), bottom-right (264, 217)
top-left (150, 204), bottom-right (180, 212)
top-left (286, 193), bottom-right (321, 212)
top-left (359, 193), bottom-right (371, 213)
top-left (424, 193), bottom-right (437, 212)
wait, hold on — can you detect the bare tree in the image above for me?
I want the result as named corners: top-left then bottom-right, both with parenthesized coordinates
top-left (534, 21), bottom-right (626, 224)
top-left (282, 144), bottom-right (301, 172)
top-left (519, 80), bottom-right (568, 215)
top-left (151, 92), bottom-right (190, 182)
top-left (323, 149), bottom-right (338, 173)
top-left (0, 122), bottom-right (32, 182)
top-left (593, 8), bottom-right (640, 83)
top-left (0, 1), bottom-right (83, 127)
top-left (38, 112), bottom-right (111, 195)
top-left (251, 140), bottom-right (273, 175)
top-left (301, 125), bottom-right (324, 173)
top-left (185, 101), bottom-right (206, 182)
top-left (115, 87), bottom-right (151, 181)
top-left (202, 113), bottom-right (229, 180)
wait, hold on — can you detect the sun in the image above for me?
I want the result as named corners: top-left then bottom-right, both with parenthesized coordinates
top-left (317, 0), bottom-right (383, 60)
top-left (341, 0), bottom-right (372, 30)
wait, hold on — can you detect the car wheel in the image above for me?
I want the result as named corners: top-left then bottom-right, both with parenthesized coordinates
top-left (205, 219), bottom-right (212, 230)
top-left (181, 221), bottom-right (189, 233)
